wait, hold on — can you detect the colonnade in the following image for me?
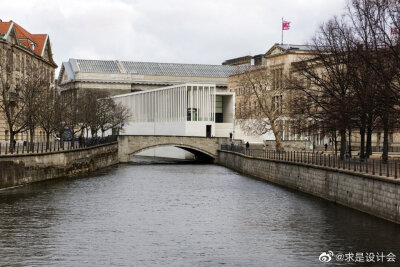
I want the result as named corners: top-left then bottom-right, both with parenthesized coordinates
top-left (113, 84), bottom-right (216, 123)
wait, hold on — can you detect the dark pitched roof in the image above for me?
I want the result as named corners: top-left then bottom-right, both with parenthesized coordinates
top-left (72, 59), bottom-right (235, 78)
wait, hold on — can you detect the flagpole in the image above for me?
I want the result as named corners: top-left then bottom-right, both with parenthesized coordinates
top-left (281, 17), bottom-right (283, 44)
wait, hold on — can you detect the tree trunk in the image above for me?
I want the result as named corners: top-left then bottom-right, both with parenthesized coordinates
top-left (332, 130), bottom-right (338, 155)
top-left (382, 117), bottom-right (389, 163)
top-left (29, 127), bottom-right (35, 152)
top-left (348, 127), bottom-right (352, 158)
top-left (71, 130), bottom-right (75, 148)
top-left (91, 128), bottom-right (97, 138)
top-left (359, 126), bottom-right (365, 159)
top-left (60, 135), bottom-right (65, 149)
top-left (9, 129), bottom-right (15, 153)
top-left (340, 128), bottom-right (346, 159)
top-left (365, 114), bottom-right (373, 158)
top-left (270, 121), bottom-right (284, 151)
top-left (366, 125), bottom-right (372, 158)
top-left (45, 131), bottom-right (50, 150)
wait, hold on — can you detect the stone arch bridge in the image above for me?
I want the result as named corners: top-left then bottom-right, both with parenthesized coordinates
top-left (118, 135), bottom-right (229, 163)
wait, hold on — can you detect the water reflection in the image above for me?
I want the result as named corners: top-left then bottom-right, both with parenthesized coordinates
top-left (0, 158), bottom-right (399, 266)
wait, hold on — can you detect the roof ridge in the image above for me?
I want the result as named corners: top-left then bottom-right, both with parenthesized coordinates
top-left (121, 60), bottom-right (233, 67)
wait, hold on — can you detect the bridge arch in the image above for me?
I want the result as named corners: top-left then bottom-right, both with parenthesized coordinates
top-left (131, 143), bottom-right (215, 161)
top-left (118, 135), bottom-right (228, 163)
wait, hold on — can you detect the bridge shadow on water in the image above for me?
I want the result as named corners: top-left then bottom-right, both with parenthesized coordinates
top-left (129, 155), bottom-right (212, 165)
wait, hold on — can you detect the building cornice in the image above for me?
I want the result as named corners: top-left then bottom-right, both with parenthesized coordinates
top-left (59, 78), bottom-right (228, 87)
top-left (60, 78), bottom-right (227, 85)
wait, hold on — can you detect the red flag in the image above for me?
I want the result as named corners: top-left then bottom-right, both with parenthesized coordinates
top-left (391, 28), bottom-right (396, 35)
top-left (282, 21), bottom-right (291, 30)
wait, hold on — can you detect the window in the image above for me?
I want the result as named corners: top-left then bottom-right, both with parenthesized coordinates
top-left (215, 96), bottom-right (223, 123)
top-left (272, 68), bottom-right (283, 90)
top-left (187, 108), bottom-right (197, 121)
top-left (272, 95), bottom-right (283, 114)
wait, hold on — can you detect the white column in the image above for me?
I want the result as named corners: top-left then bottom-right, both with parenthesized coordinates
top-left (184, 85), bottom-right (188, 122)
top-left (156, 91), bottom-right (158, 122)
top-left (212, 86), bottom-right (215, 122)
top-left (196, 86), bottom-right (199, 121)
top-left (202, 87), bottom-right (204, 121)
top-left (165, 90), bottom-right (167, 122)
top-left (163, 90), bottom-right (166, 122)
top-left (207, 86), bottom-right (210, 121)
top-left (190, 86), bottom-right (193, 121)
top-left (201, 86), bottom-right (206, 121)
top-left (170, 88), bottom-right (172, 121)
top-left (172, 88), bottom-right (174, 121)
top-left (181, 86), bottom-right (184, 121)
top-left (179, 87), bottom-right (182, 121)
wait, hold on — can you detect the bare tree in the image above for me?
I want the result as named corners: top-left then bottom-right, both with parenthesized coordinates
top-left (78, 89), bottom-right (110, 137)
top-left (0, 75), bottom-right (26, 152)
top-left (232, 65), bottom-right (286, 150)
top-left (53, 93), bottom-right (69, 148)
top-left (19, 73), bottom-right (51, 151)
top-left (60, 89), bottom-right (131, 140)
top-left (289, 0), bottom-right (400, 162)
top-left (63, 89), bottom-right (84, 147)
top-left (347, 0), bottom-right (400, 161)
top-left (107, 101), bottom-right (131, 135)
top-left (290, 17), bottom-right (356, 159)
top-left (36, 88), bottom-right (58, 149)
top-left (96, 97), bottom-right (130, 137)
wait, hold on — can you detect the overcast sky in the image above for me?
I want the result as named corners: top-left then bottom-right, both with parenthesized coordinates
top-left (2, 0), bottom-right (347, 71)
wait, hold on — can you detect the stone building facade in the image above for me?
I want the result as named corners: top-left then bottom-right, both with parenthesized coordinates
top-left (0, 20), bottom-right (57, 143)
top-left (228, 43), bottom-right (400, 152)
top-left (227, 43), bottom-right (316, 144)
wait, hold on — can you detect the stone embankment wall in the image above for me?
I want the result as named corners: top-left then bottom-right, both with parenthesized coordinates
top-left (218, 150), bottom-right (400, 224)
top-left (0, 142), bottom-right (118, 190)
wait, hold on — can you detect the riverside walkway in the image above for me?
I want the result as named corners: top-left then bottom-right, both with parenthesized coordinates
top-left (0, 136), bottom-right (117, 155)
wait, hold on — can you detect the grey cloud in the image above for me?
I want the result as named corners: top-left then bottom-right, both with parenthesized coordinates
top-left (2, 0), bottom-right (346, 73)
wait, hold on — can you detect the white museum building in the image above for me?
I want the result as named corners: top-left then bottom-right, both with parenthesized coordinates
top-left (112, 83), bottom-right (235, 158)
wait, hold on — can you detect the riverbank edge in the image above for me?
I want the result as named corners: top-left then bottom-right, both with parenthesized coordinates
top-left (0, 142), bottom-right (118, 190)
top-left (217, 150), bottom-right (400, 224)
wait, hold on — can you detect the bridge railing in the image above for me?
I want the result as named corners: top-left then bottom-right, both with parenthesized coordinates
top-left (0, 135), bottom-right (117, 156)
top-left (221, 144), bottom-right (400, 179)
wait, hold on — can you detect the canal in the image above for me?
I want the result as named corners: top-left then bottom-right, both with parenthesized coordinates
top-left (0, 158), bottom-right (399, 266)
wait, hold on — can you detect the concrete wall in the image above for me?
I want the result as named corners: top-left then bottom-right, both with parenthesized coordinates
top-left (121, 122), bottom-right (187, 136)
top-left (0, 143), bottom-right (118, 190)
top-left (215, 123), bottom-right (234, 138)
top-left (222, 95), bottom-right (234, 123)
top-left (218, 150), bottom-right (400, 224)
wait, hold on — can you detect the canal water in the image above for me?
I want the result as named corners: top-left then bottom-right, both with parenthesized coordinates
top-left (0, 158), bottom-right (399, 266)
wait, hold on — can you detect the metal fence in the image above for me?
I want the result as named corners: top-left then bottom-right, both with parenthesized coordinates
top-left (349, 145), bottom-right (400, 153)
top-left (221, 144), bottom-right (400, 179)
top-left (0, 135), bottom-right (117, 155)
